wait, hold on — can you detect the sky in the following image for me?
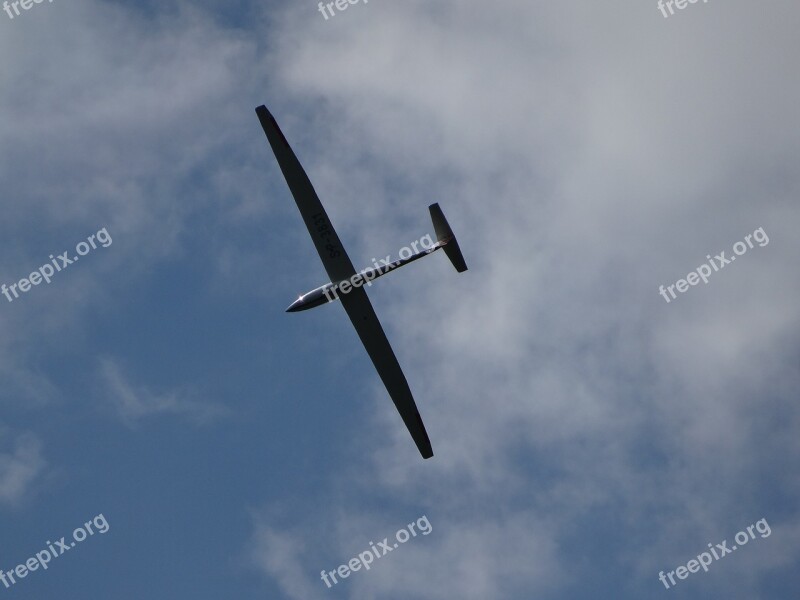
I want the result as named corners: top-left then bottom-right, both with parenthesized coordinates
top-left (0, 0), bottom-right (798, 598)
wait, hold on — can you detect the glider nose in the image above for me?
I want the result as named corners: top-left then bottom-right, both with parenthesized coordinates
top-left (285, 286), bottom-right (333, 312)
top-left (286, 297), bottom-right (304, 312)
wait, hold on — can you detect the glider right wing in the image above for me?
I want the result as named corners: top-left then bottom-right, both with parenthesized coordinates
top-left (339, 287), bottom-right (434, 459)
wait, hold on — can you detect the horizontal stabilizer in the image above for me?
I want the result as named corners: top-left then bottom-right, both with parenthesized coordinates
top-left (429, 203), bottom-right (468, 273)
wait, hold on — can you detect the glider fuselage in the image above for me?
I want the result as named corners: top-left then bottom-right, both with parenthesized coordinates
top-left (286, 242), bottom-right (444, 312)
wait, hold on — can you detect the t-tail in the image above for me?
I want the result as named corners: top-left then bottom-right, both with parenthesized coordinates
top-left (286, 202), bottom-right (468, 312)
top-left (429, 203), bottom-right (468, 272)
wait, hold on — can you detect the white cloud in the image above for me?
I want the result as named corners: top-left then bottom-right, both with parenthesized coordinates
top-left (98, 358), bottom-right (227, 426)
top-left (0, 431), bottom-right (46, 508)
top-left (0, 0), bottom-right (796, 595)
top-left (250, 517), bottom-right (324, 600)
top-left (249, 0), bottom-right (800, 597)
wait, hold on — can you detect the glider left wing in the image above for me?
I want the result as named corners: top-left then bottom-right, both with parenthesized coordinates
top-left (255, 105), bottom-right (357, 283)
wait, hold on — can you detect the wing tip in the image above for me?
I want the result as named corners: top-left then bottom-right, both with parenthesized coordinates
top-left (255, 104), bottom-right (291, 149)
top-left (416, 412), bottom-right (434, 459)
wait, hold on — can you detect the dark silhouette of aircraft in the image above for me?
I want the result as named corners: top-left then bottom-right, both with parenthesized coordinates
top-left (256, 105), bottom-right (467, 459)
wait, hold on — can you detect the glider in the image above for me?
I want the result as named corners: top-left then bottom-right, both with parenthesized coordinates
top-left (255, 105), bottom-right (467, 459)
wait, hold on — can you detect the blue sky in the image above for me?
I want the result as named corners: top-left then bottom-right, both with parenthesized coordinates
top-left (0, 0), bottom-right (799, 598)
